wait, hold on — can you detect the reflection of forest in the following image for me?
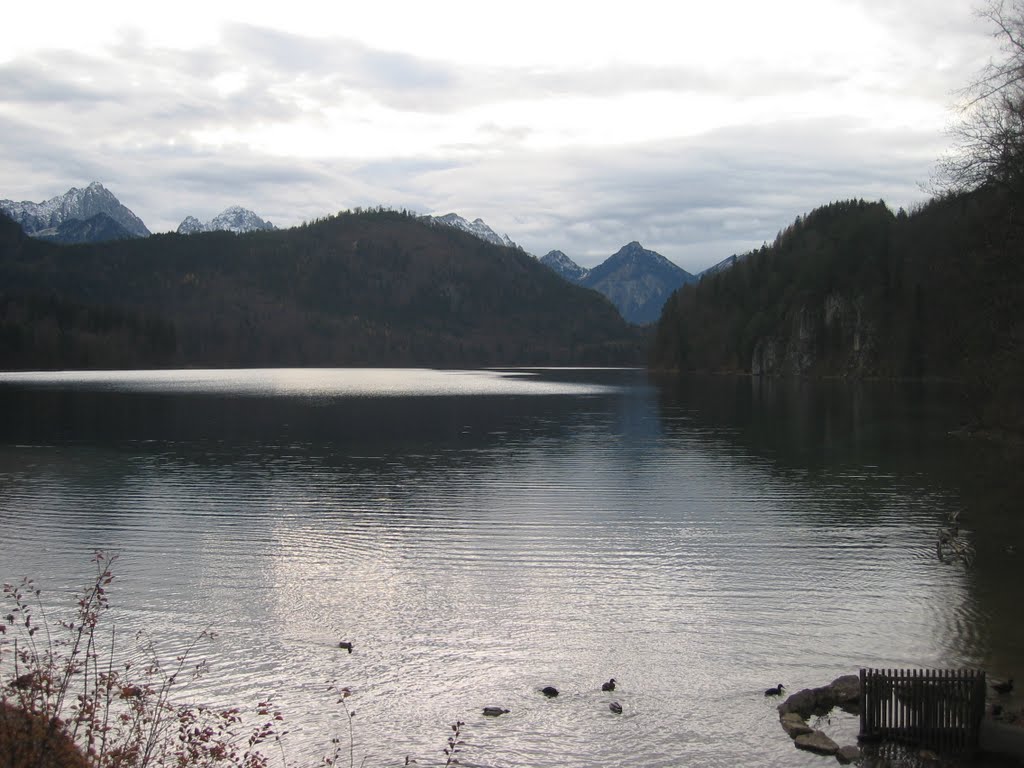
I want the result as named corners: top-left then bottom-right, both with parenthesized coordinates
top-left (651, 372), bottom-right (1024, 684)
top-left (0, 378), bottom-right (621, 470)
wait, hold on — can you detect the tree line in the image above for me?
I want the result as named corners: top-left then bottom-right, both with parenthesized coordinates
top-left (0, 207), bottom-right (644, 370)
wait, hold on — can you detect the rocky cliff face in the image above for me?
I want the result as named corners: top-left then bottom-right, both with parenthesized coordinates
top-left (751, 293), bottom-right (876, 377)
top-left (34, 212), bottom-right (140, 244)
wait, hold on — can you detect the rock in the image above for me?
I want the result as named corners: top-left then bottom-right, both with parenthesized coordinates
top-left (829, 675), bottom-right (861, 711)
top-left (778, 675), bottom-right (862, 719)
top-left (778, 688), bottom-right (823, 718)
top-left (780, 712), bottom-right (815, 738)
top-left (794, 730), bottom-right (840, 755)
top-left (836, 745), bottom-right (861, 764)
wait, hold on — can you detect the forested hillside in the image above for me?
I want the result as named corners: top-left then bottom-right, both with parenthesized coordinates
top-left (650, 190), bottom-right (1024, 430)
top-left (0, 208), bottom-right (644, 369)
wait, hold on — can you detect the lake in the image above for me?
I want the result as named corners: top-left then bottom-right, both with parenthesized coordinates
top-left (0, 368), bottom-right (1021, 767)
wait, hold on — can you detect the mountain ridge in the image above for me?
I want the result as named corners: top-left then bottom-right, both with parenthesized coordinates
top-left (0, 183), bottom-right (150, 242)
top-left (177, 206), bottom-right (276, 235)
top-left (424, 212), bottom-right (517, 249)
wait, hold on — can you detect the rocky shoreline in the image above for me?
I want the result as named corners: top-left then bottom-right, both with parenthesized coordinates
top-left (775, 674), bottom-right (863, 764)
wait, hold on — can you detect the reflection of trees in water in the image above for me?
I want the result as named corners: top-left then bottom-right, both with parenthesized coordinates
top-left (651, 372), bottom-right (1024, 686)
top-left (651, 372), bottom-right (975, 476)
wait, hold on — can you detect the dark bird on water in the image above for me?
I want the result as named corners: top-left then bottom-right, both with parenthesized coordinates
top-left (992, 678), bottom-right (1014, 695)
top-left (764, 684), bottom-right (785, 697)
top-left (541, 686), bottom-right (559, 698)
top-left (609, 701), bottom-right (623, 714)
top-left (602, 678), bottom-right (616, 692)
top-left (338, 641), bottom-right (354, 653)
top-left (482, 707), bottom-right (509, 717)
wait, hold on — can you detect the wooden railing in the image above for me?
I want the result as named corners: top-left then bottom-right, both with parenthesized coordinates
top-left (859, 668), bottom-right (986, 753)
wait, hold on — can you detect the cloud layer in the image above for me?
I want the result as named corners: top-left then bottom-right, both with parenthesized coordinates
top-left (0, 1), bottom-right (995, 272)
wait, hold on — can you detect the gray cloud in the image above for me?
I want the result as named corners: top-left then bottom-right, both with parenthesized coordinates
top-left (217, 23), bottom-right (463, 111)
top-left (0, 12), bottom-right (991, 273)
top-left (382, 117), bottom-right (942, 272)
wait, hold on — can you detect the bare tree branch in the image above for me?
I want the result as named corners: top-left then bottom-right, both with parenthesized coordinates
top-left (938, 0), bottom-right (1024, 193)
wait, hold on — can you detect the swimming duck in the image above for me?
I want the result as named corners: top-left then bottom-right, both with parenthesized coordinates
top-left (992, 678), bottom-right (1014, 694)
top-left (764, 684), bottom-right (785, 697)
top-left (541, 686), bottom-right (559, 698)
top-left (482, 707), bottom-right (509, 717)
top-left (609, 701), bottom-right (623, 714)
top-left (602, 678), bottom-right (617, 692)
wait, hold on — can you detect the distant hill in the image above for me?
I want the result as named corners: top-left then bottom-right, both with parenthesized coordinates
top-left (0, 208), bottom-right (644, 370)
top-left (0, 182), bottom-right (150, 242)
top-left (177, 206), bottom-right (276, 234)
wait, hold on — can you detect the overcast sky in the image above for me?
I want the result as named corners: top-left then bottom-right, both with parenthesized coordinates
top-left (0, 1), bottom-right (995, 272)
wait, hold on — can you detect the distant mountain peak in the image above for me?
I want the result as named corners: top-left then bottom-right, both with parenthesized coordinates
top-left (608, 241), bottom-right (673, 263)
top-left (177, 207), bottom-right (276, 235)
top-left (425, 212), bottom-right (517, 249)
top-left (0, 182), bottom-right (150, 242)
top-left (582, 242), bottom-right (697, 325)
top-left (540, 250), bottom-right (590, 283)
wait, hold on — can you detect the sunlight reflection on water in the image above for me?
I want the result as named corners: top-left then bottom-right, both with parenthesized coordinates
top-left (0, 367), bottom-right (621, 398)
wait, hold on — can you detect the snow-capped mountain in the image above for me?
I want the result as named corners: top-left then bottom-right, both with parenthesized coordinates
top-left (0, 182), bottom-right (150, 241)
top-left (425, 213), bottom-right (517, 249)
top-left (176, 206), bottom-right (276, 235)
top-left (540, 250), bottom-right (590, 283)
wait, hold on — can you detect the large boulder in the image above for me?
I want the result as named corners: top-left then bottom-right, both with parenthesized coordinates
top-left (829, 675), bottom-right (861, 713)
top-left (836, 744), bottom-right (862, 764)
top-left (794, 730), bottom-right (840, 755)
top-left (780, 712), bottom-right (815, 738)
top-left (778, 674), bottom-right (861, 719)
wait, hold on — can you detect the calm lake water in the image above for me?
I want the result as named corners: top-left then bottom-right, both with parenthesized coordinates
top-left (0, 368), bottom-right (1021, 767)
